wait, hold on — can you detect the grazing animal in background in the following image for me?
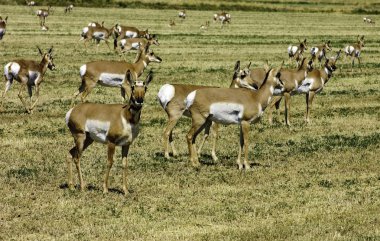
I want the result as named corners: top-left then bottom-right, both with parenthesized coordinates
top-left (119, 34), bottom-right (159, 55)
top-left (288, 39), bottom-right (308, 68)
top-left (200, 21), bottom-right (210, 30)
top-left (40, 22), bottom-right (48, 31)
top-left (267, 57), bottom-right (314, 126)
top-left (168, 19), bottom-right (176, 27)
top-left (184, 62), bottom-right (284, 169)
top-left (178, 10), bottom-right (186, 19)
top-left (344, 35), bottom-right (365, 72)
top-left (310, 40), bottom-right (332, 67)
top-left (71, 45), bottom-right (162, 106)
top-left (363, 17), bottom-right (375, 24)
top-left (298, 50), bottom-right (341, 123)
top-left (79, 24), bottom-right (114, 52)
top-left (213, 11), bottom-right (231, 28)
top-left (65, 4), bottom-right (74, 13)
top-left (26, 0), bottom-right (36, 6)
top-left (66, 70), bottom-right (153, 196)
top-left (81, 21), bottom-right (104, 41)
top-left (0, 16), bottom-right (8, 40)
top-left (36, 6), bottom-right (51, 25)
top-left (1, 47), bottom-right (56, 113)
top-left (157, 61), bottom-right (256, 160)
top-left (112, 24), bottom-right (150, 50)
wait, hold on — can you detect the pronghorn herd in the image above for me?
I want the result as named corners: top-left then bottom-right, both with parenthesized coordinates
top-left (0, 7), bottom-right (372, 196)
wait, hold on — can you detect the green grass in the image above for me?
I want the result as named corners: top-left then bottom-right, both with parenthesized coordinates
top-left (0, 4), bottom-right (380, 241)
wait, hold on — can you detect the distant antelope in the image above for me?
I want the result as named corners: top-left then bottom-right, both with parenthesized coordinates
top-left (26, 0), bottom-right (35, 6)
top-left (66, 70), bottom-right (153, 196)
top-left (71, 45), bottom-right (162, 106)
top-left (168, 19), bottom-right (176, 27)
top-left (363, 17), bottom-right (375, 24)
top-left (80, 24), bottom-right (114, 52)
top-left (310, 40), bottom-right (332, 67)
top-left (213, 11), bottom-right (231, 28)
top-left (36, 5), bottom-right (51, 25)
top-left (0, 16), bottom-right (8, 40)
top-left (119, 34), bottom-right (159, 54)
top-left (157, 61), bottom-right (256, 160)
top-left (178, 10), bottom-right (186, 19)
top-left (113, 24), bottom-right (150, 50)
top-left (1, 47), bottom-right (55, 113)
top-left (288, 39), bottom-right (307, 67)
top-left (200, 21), bottom-right (210, 30)
top-left (344, 35), bottom-right (364, 72)
top-left (65, 4), bottom-right (74, 13)
top-left (267, 57), bottom-right (314, 126)
top-left (184, 62), bottom-right (283, 169)
top-left (298, 50), bottom-right (341, 123)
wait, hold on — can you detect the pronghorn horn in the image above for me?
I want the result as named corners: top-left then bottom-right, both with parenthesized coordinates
top-left (234, 60), bottom-right (241, 73)
top-left (304, 39), bottom-right (307, 43)
top-left (246, 62), bottom-right (251, 69)
top-left (361, 35), bottom-right (365, 40)
top-left (37, 46), bottom-right (43, 56)
top-left (48, 46), bottom-right (53, 54)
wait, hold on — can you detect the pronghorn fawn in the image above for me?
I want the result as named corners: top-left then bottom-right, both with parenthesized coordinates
top-left (184, 62), bottom-right (283, 169)
top-left (298, 50), bottom-right (341, 123)
top-left (65, 4), bottom-right (74, 13)
top-left (344, 35), bottom-right (364, 72)
top-left (79, 24), bottom-right (114, 52)
top-left (66, 70), bottom-right (153, 196)
top-left (178, 10), bottom-right (186, 19)
top-left (288, 39), bottom-right (307, 68)
top-left (0, 16), bottom-right (8, 40)
top-left (213, 11), bottom-right (231, 28)
top-left (310, 40), bottom-right (332, 67)
top-left (71, 45), bottom-right (162, 106)
top-left (1, 47), bottom-right (56, 113)
top-left (157, 61), bottom-right (256, 161)
top-left (119, 34), bottom-right (159, 55)
top-left (267, 57), bottom-right (314, 126)
top-left (36, 6), bottom-right (51, 25)
top-left (112, 24), bottom-right (150, 50)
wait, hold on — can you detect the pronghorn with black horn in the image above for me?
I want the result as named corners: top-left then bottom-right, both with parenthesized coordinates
top-left (66, 70), bottom-right (153, 196)
top-left (79, 24), bottom-right (114, 52)
top-left (0, 16), bottom-right (8, 41)
top-left (1, 46), bottom-right (56, 113)
top-left (64, 4), bottom-right (74, 13)
top-left (178, 10), bottom-right (186, 19)
top-left (157, 61), bottom-right (262, 161)
top-left (344, 35), bottom-right (364, 72)
top-left (267, 57), bottom-right (314, 126)
top-left (36, 5), bottom-right (51, 25)
top-left (119, 34), bottom-right (159, 55)
top-left (310, 40), bottom-right (332, 67)
top-left (288, 38), bottom-right (307, 68)
top-left (184, 62), bottom-right (284, 169)
top-left (213, 11), bottom-right (231, 28)
top-left (298, 50), bottom-right (341, 123)
top-left (71, 45), bottom-right (162, 106)
top-left (112, 24), bottom-right (150, 50)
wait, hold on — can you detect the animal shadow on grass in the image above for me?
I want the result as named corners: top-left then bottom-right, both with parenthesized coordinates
top-left (59, 183), bottom-right (130, 195)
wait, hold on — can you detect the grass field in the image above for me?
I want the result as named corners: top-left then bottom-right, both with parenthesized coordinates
top-left (0, 3), bottom-right (379, 240)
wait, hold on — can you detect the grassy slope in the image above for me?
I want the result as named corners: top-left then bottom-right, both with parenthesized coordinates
top-left (0, 4), bottom-right (379, 240)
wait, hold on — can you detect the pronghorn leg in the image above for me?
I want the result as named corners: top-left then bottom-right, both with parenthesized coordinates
top-left (241, 121), bottom-right (251, 170)
top-left (163, 115), bottom-right (180, 159)
top-left (210, 123), bottom-right (219, 162)
top-left (103, 143), bottom-right (116, 194)
top-left (0, 76), bottom-right (12, 111)
top-left (121, 145), bottom-right (130, 196)
top-left (284, 92), bottom-right (291, 126)
top-left (17, 84), bottom-right (31, 113)
top-left (80, 82), bottom-right (96, 103)
top-left (186, 115), bottom-right (208, 167)
top-left (351, 57), bottom-right (355, 72)
top-left (29, 84), bottom-right (40, 113)
top-left (305, 91), bottom-right (316, 124)
top-left (70, 133), bottom-right (93, 190)
top-left (358, 57), bottom-right (362, 72)
top-left (104, 39), bottom-right (112, 51)
top-left (197, 120), bottom-right (213, 157)
top-left (267, 96), bottom-right (282, 125)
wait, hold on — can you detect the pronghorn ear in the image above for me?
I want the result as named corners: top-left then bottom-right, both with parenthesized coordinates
top-left (5, 16), bottom-right (8, 23)
top-left (37, 46), bottom-right (43, 56)
top-left (125, 70), bottom-right (134, 86)
top-left (263, 60), bottom-right (270, 72)
top-left (234, 60), bottom-right (240, 73)
top-left (145, 71), bottom-right (153, 87)
top-left (304, 39), bottom-right (307, 43)
top-left (101, 21), bottom-right (104, 27)
top-left (246, 62), bottom-right (251, 69)
top-left (361, 35), bottom-right (365, 40)
top-left (48, 46), bottom-right (53, 55)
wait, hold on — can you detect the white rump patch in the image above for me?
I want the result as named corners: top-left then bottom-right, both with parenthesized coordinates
top-left (185, 90), bottom-right (197, 109)
top-left (98, 73), bottom-right (124, 87)
top-left (288, 45), bottom-right (298, 56)
top-left (85, 119), bottom-right (110, 143)
top-left (79, 65), bottom-right (86, 77)
top-left (210, 102), bottom-right (244, 125)
top-left (345, 46), bottom-right (354, 55)
top-left (298, 78), bottom-right (314, 93)
top-left (120, 39), bottom-right (127, 47)
top-left (131, 42), bottom-right (140, 49)
top-left (311, 47), bottom-right (319, 55)
top-left (4, 62), bottom-right (20, 80)
top-left (82, 27), bottom-right (89, 35)
top-left (65, 108), bottom-right (73, 126)
top-left (157, 84), bottom-right (175, 109)
top-left (125, 31), bottom-right (137, 38)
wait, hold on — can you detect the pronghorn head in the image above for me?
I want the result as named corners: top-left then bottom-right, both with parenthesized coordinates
top-left (149, 34), bottom-right (160, 46)
top-left (357, 35), bottom-right (365, 47)
top-left (38, 46), bottom-right (56, 70)
top-left (0, 16), bottom-right (8, 24)
top-left (143, 45), bottom-right (162, 63)
top-left (141, 29), bottom-right (150, 39)
top-left (325, 40), bottom-right (332, 51)
top-left (113, 23), bottom-right (122, 38)
top-left (325, 49), bottom-right (341, 73)
top-left (299, 38), bottom-right (308, 51)
top-left (213, 13), bottom-right (218, 21)
top-left (298, 57), bottom-right (313, 72)
top-left (125, 70), bottom-right (153, 107)
top-left (232, 61), bottom-right (256, 90)
top-left (260, 61), bottom-right (284, 95)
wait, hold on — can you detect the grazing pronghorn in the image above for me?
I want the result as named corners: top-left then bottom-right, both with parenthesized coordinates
top-left (178, 10), bottom-right (186, 19)
top-left (65, 4), bottom-right (74, 13)
top-left (26, 0), bottom-right (35, 6)
top-left (288, 39), bottom-right (307, 67)
top-left (80, 22), bottom-right (104, 40)
top-left (36, 6), bottom-right (51, 25)
top-left (1, 47), bottom-right (56, 113)
top-left (184, 63), bottom-right (283, 169)
top-left (71, 45), bottom-right (162, 106)
top-left (0, 16), bottom-right (8, 40)
top-left (157, 61), bottom-right (255, 160)
top-left (168, 19), bottom-right (176, 27)
top-left (267, 57), bottom-right (314, 126)
top-left (112, 24), bottom-right (150, 50)
top-left (213, 11), bottom-right (231, 28)
top-left (344, 35), bottom-right (364, 72)
top-left (363, 17), bottom-right (375, 24)
top-left (66, 70), bottom-right (153, 196)
top-left (80, 24), bottom-right (114, 52)
top-left (40, 21), bottom-right (48, 31)
top-left (298, 50), bottom-right (341, 123)
top-left (119, 34), bottom-right (159, 54)
top-left (200, 21), bottom-right (210, 30)
top-left (310, 40), bottom-right (332, 67)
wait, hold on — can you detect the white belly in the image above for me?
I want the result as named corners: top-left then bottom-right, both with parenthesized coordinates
top-left (311, 47), bottom-right (319, 55)
top-left (125, 31), bottom-right (137, 38)
top-left (298, 78), bottom-right (314, 93)
top-left (85, 119), bottom-right (110, 143)
top-left (93, 32), bottom-right (106, 40)
top-left (131, 42), bottom-right (140, 49)
top-left (210, 102), bottom-right (244, 125)
top-left (288, 46), bottom-right (298, 56)
top-left (28, 71), bottom-right (40, 85)
top-left (98, 73), bottom-right (124, 87)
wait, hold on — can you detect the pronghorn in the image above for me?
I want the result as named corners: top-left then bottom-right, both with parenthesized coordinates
top-left (157, 61), bottom-right (261, 161)
top-left (112, 24), bottom-right (150, 50)
top-left (71, 45), bottom-right (162, 106)
top-left (344, 35), bottom-right (364, 72)
top-left (80, 22), bottom-right (104, 41)
top-left (66, 70), bottom-right (153, 196)
top-left (26, 0), bottom-right (35, 6)
top-left (36, 5), bottom-right (51, 25)
top-left (1, 47), bottom-right (55, 113)
top-left (168, 19), bottom-right (176, 27)
top-left (213, 11), bottom-right (231, 28)
top-left (298, 50), bottom-right (341, 123)
top-left (288, 39), bottom-right (307, 67)
top-left (310, 40), bottom-right (332, 67)
top-left (80, 24), bottom-right (114, 51)
top-left (184, 62), bottom-right (284, 169)
top-left (65, 4), bottom-right (74, 13)
top-left (119, 34), bottom-right (159, 54)
top-left (267, 57), bottom-right (314, 126)
top-left (200, 21), bottom-right (210, 30)
top-left (178, 10), bottom-right (186, 19)
top-left (0, 16), bottom-right (8, 40)
top-left (363, 17), bottom-right (375, 24)
top-left (40, 21), bottom-right (48, 31)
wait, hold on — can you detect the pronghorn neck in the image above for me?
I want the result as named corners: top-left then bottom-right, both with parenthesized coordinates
top-left (256, 70), bottom-right (277, 110)
top-left (39, 56), bottom-right (49, 74)
top-left (133, 54), bottom-right (149, 77)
